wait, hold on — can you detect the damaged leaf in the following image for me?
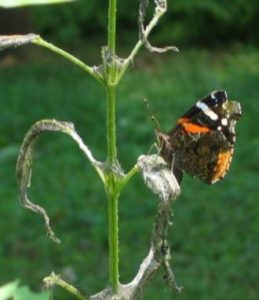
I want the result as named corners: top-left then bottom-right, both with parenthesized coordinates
top-left (0, 0), bottom-right (76, 8)
top-left (137, 154), bottom-right (181, 202)
top-left (16, 119), bottom-right (102, 243)
top-left (138, 0), bottom-right (179, 53)
top-left (0, 34), bottom-right (38, 50)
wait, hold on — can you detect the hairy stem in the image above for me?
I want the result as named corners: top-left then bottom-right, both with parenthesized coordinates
top-left (106, 86), bottom-right (117, 164)
top-left (44, 273), bottom-right (88, 300)
top-left (118, 164), bottom-right (139, 193)
top-left (106, 85), bottom-right (119, 293)
top-left (106, 0), bottom-right (119, 294)
top-left (107, 187), bottom-right (119, 293)
top-left (108, 0), bottom-right (117, 54)
top-left (33, 36), bottom-right (104, 85)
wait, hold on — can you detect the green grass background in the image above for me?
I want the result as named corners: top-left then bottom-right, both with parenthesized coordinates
top-left (0, 46), bottom-right (258, 299)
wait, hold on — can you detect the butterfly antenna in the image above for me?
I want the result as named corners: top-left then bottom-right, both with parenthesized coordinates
top-left (144, 98), bottom-right (161, 132)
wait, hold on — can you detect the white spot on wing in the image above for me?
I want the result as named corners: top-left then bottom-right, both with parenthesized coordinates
top-left (224, 91), bottom-right (228, 99)
top-left (221, 118), bottom-right (228, 126)
top-left (196, 101), bottom-right (218, 121)
top-left (211, 92), bottom-right (216, 100)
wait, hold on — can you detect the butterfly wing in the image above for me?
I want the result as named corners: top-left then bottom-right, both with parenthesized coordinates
top-left (158, 90), bottom-right (241, 184)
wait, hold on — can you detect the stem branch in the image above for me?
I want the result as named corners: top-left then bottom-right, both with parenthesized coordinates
top-left (33, 36), bottom-right (104, 85)
top-left (117, 3), bottom-right (171, 83)
top-left (44, 272), bottom-right (88, 300)
top-left (118, 165), bottom-right (139, 193)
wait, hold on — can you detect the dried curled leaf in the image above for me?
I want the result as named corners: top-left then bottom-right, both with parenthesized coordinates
top-left (16, 119), bottom-right (101, 243)
top-left (0, 0), bottom-right (76, 8)
top-left (121, 154), bottom-right (182, 297)
top-left (138, 0), bottom-right (179, 53)
top-left (0, 34), bottom-right (38, 50)
top-left (137, 154), bottom-right (181, 201)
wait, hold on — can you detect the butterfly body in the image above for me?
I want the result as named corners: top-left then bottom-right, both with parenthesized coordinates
top-left (158, 90), bottom-right (242, 184)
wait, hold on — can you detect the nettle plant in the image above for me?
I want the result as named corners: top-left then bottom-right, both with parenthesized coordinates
top-left (0, 0), bottom-right (242, 299)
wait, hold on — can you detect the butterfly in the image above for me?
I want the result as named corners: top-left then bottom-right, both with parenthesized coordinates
top-left (157, 90), bottom-right (242, 184)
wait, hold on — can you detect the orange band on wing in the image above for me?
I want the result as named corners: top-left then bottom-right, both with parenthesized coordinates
top-left (178, 117), bottom-right (210, 133)
top-left (210, 149), bottom-right (233, 183)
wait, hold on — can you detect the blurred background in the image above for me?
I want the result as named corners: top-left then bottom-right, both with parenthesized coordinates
top-left (0, 0), bottom-right (258, 299)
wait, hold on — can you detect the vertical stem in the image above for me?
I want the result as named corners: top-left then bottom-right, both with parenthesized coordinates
top-left (108, 0), bottom-right (117, 53)
top-left (107, 0), bottom-right (119, 293)
top-left (106, 84), bottom-right (119, 292)
top-left (107, 0), bottom-right (117, 164)
top-left (107, 85), bottom-right (117, 164)
top-left (108, 188), bottom-right (119, 293)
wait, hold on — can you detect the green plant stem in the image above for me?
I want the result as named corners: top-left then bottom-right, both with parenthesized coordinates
top-left (106, 0), bottom-right (119, 293)
top-left (106, 83), bottom-right (119, 295)
top-left (108, 0), bottom-right (117, 53)
top-left (118, 165), bottom-right (140, 192)
top-left (107, 187), bottom-right (119, 293)
top-left (44, 272), bottom-right (88, 300)
top-left (106, 86), bottom-right (117, 163)
top-left (33, 36), bottom-right (104, 85)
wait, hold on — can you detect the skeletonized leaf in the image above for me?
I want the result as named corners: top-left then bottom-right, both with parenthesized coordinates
top-left (0, 0), bottom-right (76, 8)
top-left (137, 154), bottom-right (181, 202)
top-left (16, 119), bottom-right (101, 243)
top-left (138, 0), bottom-right (179, 53)
top-left (0, 34), bottom-right (38, 50)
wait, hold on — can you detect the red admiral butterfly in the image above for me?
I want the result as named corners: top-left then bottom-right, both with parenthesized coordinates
top-left (157, 90), bottom-right (242, 184)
